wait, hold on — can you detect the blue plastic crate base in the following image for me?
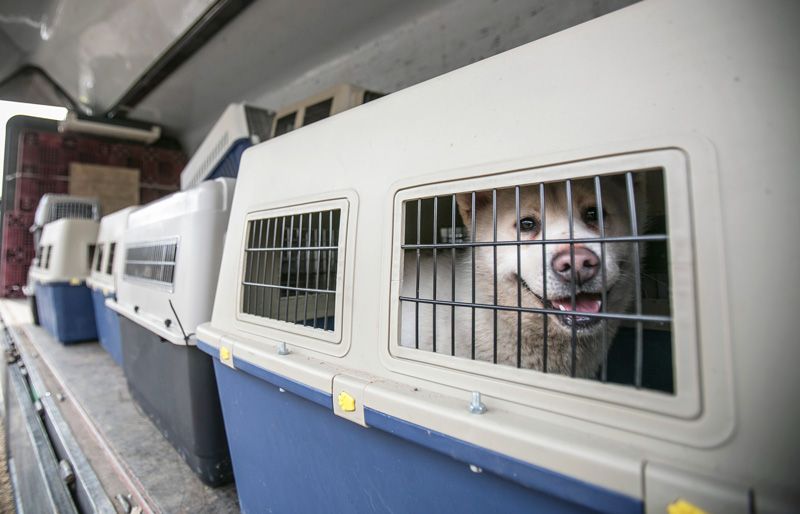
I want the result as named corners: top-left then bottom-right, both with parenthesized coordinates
top-left (199, 341), bottom-right (641, 514)
top-left (91, 289), bottom-right (124, 366)
top-left (118, 317), bottom-right (232, 487)
top-left (35, 282), bottom-right (97, 344)
top-left (206, 138), bottom-right (250, 181)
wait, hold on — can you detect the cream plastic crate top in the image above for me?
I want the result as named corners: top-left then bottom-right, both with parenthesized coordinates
top-left (86, 207), bottom-right (137, 295)
top-left (199, 0), bottom-right (799, 512)
top-left (107, 178), bottom-right (235, 346)
top-left (28, 218), bottom-right (100, 284)
top-left (31, 194), bottom-right (101, 232)
top-left (271, 83), bottom-right (382, 137)
top-left (180, 103), bottom-right (274, 190)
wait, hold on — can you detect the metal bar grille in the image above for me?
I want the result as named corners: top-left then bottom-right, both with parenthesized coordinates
top-left (241, 209), bottom-right (341, 331)
top-left (87, 244), bottom-right (96, 272)
top-left (124, 241), bottom-right (178, 285)
top-left (47, 202), bottom-right (97, 223)
top-left (401, 235), bottom-right (667, 249)
top-left (399, 170), bottom-right (674, 393)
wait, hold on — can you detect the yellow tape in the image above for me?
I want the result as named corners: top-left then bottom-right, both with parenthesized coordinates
top-left (667, 499), bottom-right (709, 514)
top-left (338, 391), bottom-right (356, 412)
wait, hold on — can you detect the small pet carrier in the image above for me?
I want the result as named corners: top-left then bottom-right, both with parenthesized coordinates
top-left (85, 207), bottom-right (137, 365)
top-left (28, 219), bottom-right (99, 343)
top-left (106, 178), bottom-right (236, 486)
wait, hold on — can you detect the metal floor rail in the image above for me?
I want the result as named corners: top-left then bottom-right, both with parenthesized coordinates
top-left (1, 315), bottom-right (117, 514)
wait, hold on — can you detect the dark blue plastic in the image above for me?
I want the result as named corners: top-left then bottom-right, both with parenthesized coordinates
top-left (90, 289), bottom-right (124, 365)
top-left (35, 282), bottom-right (97, 344)
top-left (206, 138), bottom-right (251, 181)
top-left (199, 340), bottom-right (642, 514)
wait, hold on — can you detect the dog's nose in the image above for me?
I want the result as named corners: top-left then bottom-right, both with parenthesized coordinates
top-left (551, 246), bottom-right (600, 284)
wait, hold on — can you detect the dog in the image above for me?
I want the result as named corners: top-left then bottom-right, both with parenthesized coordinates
top-left (400, 175), bottom-right (645, 379)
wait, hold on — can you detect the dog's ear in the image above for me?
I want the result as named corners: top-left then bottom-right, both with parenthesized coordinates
top-left (455, 190), bottom-right (492, 228)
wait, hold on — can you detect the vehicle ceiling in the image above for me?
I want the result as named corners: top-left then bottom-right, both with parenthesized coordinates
top-left (0, 0), bottom-right (636, 151)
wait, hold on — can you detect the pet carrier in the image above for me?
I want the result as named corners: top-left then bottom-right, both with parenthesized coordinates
top-left (106, 178), bottom-right (235, 486)
top-left (85, 207), bottom-right (137, 365)
top-left (28, 219), bottom-right (99, 343)
top-left (196, 1), bottom-right (799, 513)
top-left (271, 83), bottom-right (383, 137)
top-left (23, 194), bottom-right (102, 324)
top-left (180, 103), bottom-right (274, 190)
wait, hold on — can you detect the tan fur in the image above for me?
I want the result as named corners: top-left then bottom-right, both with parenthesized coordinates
top-left (400, 176), bottom-right (644, 378)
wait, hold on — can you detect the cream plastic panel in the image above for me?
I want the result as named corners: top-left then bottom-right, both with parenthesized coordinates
top-left (28, 219), bottom-right (99, 284)
top-left (86, 206), bottom-right (137, 294)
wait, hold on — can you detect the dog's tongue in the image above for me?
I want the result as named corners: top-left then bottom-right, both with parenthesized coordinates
top-left (551, 294), bottom-right (602, 313)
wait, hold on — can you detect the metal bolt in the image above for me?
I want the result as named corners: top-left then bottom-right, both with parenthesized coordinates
top-left (59, 459), bottom-right (75, 485)
top-left (115, 494), bottom-right (132, 514)
top-left (469, 464), bottom-right (483, 473)
top-left (56, 393), bottom-right (65, 402)
top-left (277, 342), bottom-right (289, 355)
top-left (468, 391), bottom-right (487, 414)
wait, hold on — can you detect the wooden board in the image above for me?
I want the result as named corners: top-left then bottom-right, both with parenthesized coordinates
top-left (68, 163), bottom-right (140, 215)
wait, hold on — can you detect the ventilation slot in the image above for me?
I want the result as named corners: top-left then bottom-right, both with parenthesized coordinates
top-left (192, 132), bottom-right (231, 188)
top-left (49, 202), bottom-right (96, 222)
top-left (302, 98), bottom-right (333, 126)
top-left (274, 112), bottom-right (296, 136)
top-left (94, 243), bottom-right (104, 272)
top-left (87, 244), bottom-right (96, 272)
top-left (124, 241), bottom-right (178, 286)
top-left (245, 106), bottom-right (274, 141)
top-left (106, 242), bottom-right (116, 275)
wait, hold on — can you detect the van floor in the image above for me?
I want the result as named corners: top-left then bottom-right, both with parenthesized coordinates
top-left (0, 299), bottom-right (239, 514)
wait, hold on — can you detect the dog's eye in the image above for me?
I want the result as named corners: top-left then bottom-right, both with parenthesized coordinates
top-left (518, 217), bottom-right (538, 232)
top-left (582, 206), bottom-right (606, 224)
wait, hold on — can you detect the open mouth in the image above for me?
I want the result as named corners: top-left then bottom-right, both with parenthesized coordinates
top-left (517, 275), bottom-right (605, 329)
top-left (547, 294), bottom-right (602, 328)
